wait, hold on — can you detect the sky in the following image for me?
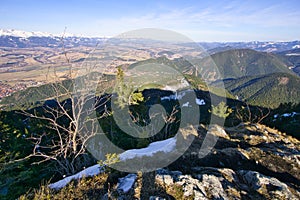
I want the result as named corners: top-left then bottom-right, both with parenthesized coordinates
top-left (0, 0), bottom-right (299, 42)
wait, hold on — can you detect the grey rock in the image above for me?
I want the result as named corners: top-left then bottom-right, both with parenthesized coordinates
top-left (156, 168), bottom-right (182, 176)
top-left (149, 196), bottom-right (166, 200)
top-left (117, 174), bottom-right (137, 194)
top-left (155, 167), bottom-right (300, 199)
top-left (208, 124), bottom-right (230, 139)
top-left (201, 174), bottom-right (229, 200)
top-left (239, 170), bottom-right (299, 199)
top-left (177, 175), bottom-right (207, 198)
top-left (155, 174), bottom-right (174, 186)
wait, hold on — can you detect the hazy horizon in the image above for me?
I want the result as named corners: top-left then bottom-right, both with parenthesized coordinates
top-left (1, 0), bottom-right (300, 42)
top-left (1, 28), bottom-right (300, 43)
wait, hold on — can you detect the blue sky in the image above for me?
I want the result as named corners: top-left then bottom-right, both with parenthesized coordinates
top-left (1, 0), bottom-right (299, 41)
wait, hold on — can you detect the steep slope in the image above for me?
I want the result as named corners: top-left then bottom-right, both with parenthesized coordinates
top-left (125, 56), bottom-right (234, 99)
top-left (198, 49), bottom-right (292, 80)
top-left (128, 56), bottom-right (193, 74)
top-left (214, 72), bottom-right (300, 108)
top-left (0, 79), bottom-right (74, 109)
top-left (0, 72), bottom-right (115, 110)
top-left (276, 48), bottom-right (300, 76)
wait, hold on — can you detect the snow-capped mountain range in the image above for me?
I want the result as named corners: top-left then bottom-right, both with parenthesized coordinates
top-left (0, 28), bottom-right (299, 52)
top-left (0, 29), bottom-right (79, 38)
top-left (0, 29), bottom-right (106, 48)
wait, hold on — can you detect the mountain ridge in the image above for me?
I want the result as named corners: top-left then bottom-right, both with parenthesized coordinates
top-left (0, 28), bottom-right (90, 38)
top-left (213, 72), bottom-right (300, 108)
top-left (1, 29), bottom-right (300, 52)
top-left (198, 49), bottom-right (293, 81)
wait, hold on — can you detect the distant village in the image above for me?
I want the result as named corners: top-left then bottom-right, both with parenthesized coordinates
top-left (0, 80), bottom-right (44, 99)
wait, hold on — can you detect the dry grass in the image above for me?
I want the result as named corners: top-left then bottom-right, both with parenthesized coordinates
top-left (19, 173), bottom-right (109, 200)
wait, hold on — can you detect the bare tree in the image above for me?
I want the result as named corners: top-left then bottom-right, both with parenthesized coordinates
top-left (162, 105), bottom-right (180, 139)
top-left (235, 103), bottom-right (270, 125)
top-left (20, 43), bottom-right (113, 175)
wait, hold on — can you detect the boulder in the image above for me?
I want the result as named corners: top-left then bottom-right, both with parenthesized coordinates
top-left (208, 124), bottom-right (230, 139)
top-left (155, 168), bottom-right (300, 199)
top-left (239, 170), bottom-right (299, 199)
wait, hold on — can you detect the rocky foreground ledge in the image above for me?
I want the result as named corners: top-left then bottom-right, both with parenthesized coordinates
top-left (29, 123), bottom-right (299, 199)
top-left (120, 123), bottom-right (300, 199)
top-left (154, 167), bottom-right (299, 199)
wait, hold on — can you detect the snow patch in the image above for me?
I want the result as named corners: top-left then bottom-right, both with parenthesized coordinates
top-left (160, 91), bottom-right (186, 101)
top-left (286, 53), bottom-right (300, 56)
top-left (117, 174), bottom-right (137, 193)
top-left (273, 112), bottom-right (300, 119)
top-left (49, 164), bottom-right (103, 190)
top-left (282, 112), bottom-right (299, 117)
top-left (196, 98), bottom-right (206, 105)
top-left (182, 102), bottom-right (190, 107)
top-left (119, 137), bottom-right (177, 161)
top-left (49, 137), bottom-right (177, 190)
top-left (161, 95), bottom-right (176, 101)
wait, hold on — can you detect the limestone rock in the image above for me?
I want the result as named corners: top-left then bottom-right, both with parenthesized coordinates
top-left (117, 174), bottom-right (137, 194)
top-left (239, 170), bottom-right (299, 199)
top-left (155, 167), bottom-right (300, 199)
top-left (208, 124), bottom-right (230, 139)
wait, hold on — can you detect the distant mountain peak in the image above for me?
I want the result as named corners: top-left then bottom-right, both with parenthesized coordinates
top-left (0, 28), bottom-right (77, 38)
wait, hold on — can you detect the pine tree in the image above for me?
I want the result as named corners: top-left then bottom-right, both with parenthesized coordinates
top-left (209, 101), bottom-right (233, 119)
top-left (114, 67), bottom-right (144, 108)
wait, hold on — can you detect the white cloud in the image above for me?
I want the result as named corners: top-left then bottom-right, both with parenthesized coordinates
top-left (84, 2), bottom-right (300, 41)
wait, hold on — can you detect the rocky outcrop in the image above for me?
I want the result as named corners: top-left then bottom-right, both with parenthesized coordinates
top-left (97, 124), bottom-right (300, 199)
top-left (156, 167), bottom-right (300, 199)
top-left (239, 170), bottom-right (297, 199)
top-left (44, 123), bottom-right (300, 199)
top-left (166, 123), bottom-right (300, 199)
